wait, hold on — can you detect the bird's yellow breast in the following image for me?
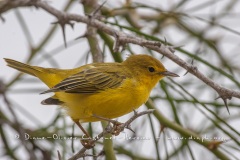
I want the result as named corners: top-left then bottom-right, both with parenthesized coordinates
top-left (55, 78), bottom-right (151, 122)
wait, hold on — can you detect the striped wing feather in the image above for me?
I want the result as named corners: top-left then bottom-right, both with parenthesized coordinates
top-left (42, 67), bottom-right (126, 94)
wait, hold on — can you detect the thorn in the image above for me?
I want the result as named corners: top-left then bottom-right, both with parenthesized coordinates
top-left (69, 22), bottom-right (74, 29)
top-left (51, 17), bottom-right (75, 48)
top-left (92, 0), bottom-right (107, 16)
top-left (161, 54), bottom-right (165, 59)
top-left (183, 71), bottom-right (189, 76)
top-left (183, 59), bottom-right (194, 76)
top-left (0, 15), bottom-right (5, 23)
top-left (222, 98), bottom-right (230, 115)
top-left (191, 59), bottom-right (194, 65)
top-left (133, 109), bottom-right (138, 115)
top-left (126, 124), bottom-right (135, 133)
top-left (215, 96), bottom-right (221, 100)
top-left (61, 21), bottom-right (74, 48)
top-left (85, 0), bottom-right (107, 21)
top-left (216, 92), bottom-right (232, 115)
top-left (51, 20), bottom-right (67, 47)
top-left (51, 21), bottom-right (58, 25)
top-left (60, 23), bottom-right (67, 48)
top-left (163, 37), bottom-right (176, 53)
top-left (75, 32), bottom-right (88, 40)
top-left (57, 150), bottom-right (62, 160)
top-left (164, 36), bottom-right (167, 46)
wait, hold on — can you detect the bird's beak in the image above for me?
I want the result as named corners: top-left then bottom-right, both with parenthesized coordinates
top-left (159, 71), bottom-right (179, 77)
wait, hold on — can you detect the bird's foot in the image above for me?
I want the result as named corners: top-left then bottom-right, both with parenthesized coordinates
top-left (80, 135), bottom-right (95, 149)
top-left (92, 114), bottom-right (124, 135)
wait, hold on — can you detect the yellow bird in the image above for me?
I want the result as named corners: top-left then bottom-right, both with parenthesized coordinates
top-left (4, 54), bottom-right (178, 136)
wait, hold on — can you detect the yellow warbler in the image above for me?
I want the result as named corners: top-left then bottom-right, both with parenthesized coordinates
top-left (4, 54), bottom-right (178, 132)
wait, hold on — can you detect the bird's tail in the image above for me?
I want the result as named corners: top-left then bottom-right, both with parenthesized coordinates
top-left (4, 58), bottom-right (42, 77)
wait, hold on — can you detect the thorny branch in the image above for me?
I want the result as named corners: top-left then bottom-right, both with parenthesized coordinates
top-left (1, 0), bottom-right (239, 107)
top-left (68, 109), bottom-right (155, 160)
top-left (82, 0), bottom-right (104, 63)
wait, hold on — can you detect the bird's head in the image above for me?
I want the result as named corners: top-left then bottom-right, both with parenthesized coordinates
top-left (123, 54), bottom-right (179, 89)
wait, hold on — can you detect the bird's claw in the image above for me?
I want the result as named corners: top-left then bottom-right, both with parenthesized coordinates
top-left (80, 136), bottom-right (95, 149)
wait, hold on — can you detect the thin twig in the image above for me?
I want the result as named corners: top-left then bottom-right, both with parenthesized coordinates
top-left (68, 109), bottom-right (154, 160)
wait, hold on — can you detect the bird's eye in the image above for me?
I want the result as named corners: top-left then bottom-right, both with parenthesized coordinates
top-left (148, 67), bottom-right (155, 72)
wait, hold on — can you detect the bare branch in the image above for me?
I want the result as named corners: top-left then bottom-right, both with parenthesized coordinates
top-left (83, 0), bottom-right (103, 62)
top-left (0, 0), bottom-right (35, 14)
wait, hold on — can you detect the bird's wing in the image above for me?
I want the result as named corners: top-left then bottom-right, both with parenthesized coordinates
top-left (41, 66), bottom-right (127, 94)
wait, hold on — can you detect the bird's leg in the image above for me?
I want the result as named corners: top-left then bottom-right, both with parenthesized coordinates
top-left (92, 114), bottom-right (123, 136)
top-left (73, 120), bottom-right (90, 137)
top-left (72, 119), bottom-right (94, 149)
